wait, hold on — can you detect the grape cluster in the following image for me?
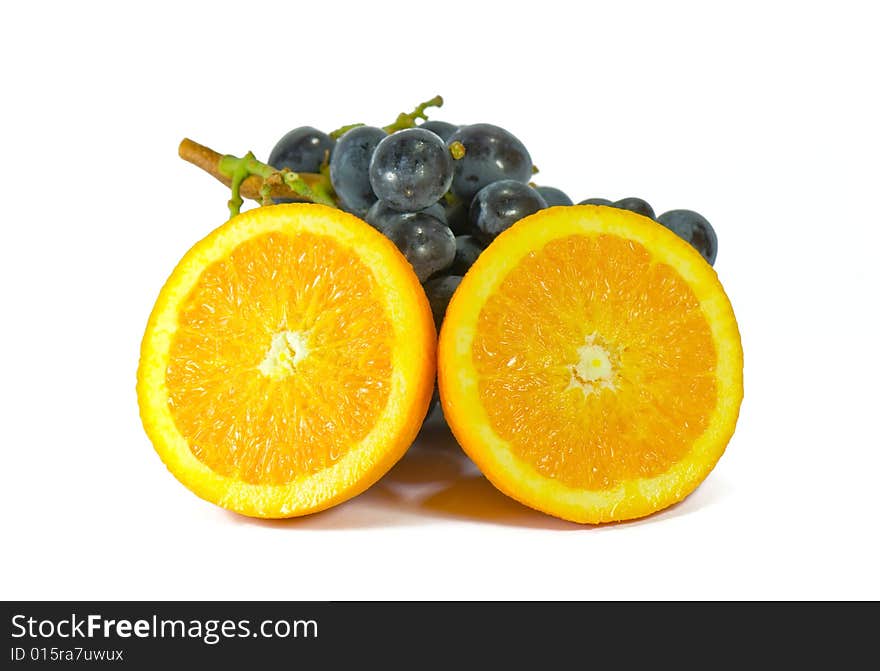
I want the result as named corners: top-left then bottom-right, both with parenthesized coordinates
top-left (267, 99), bottom-right (720, 329)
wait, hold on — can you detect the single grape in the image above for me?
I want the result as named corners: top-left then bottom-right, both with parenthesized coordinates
top-left (469, 180), bottom-right (547, 245)
top-left (448, 124), bottom-right (533, 201)
top-left (384, 213), bottom-right (456, 282)
top-left (420, 120), bottom-right (459, 143)
top-left (329, 126), bottom-right (387, 216)
top-left (365, 200), bottom-right (446, 234)
top-left (268, 126), bottom-right (335, 174)
top-left (535, 186), bottom-right (573, 207)
top-left (612, 197), bottom-right (655, 219)
top-left (657, 209), bottom-right (718, 265)
top-left (579, 197), bottom-right (612, 206)
top-left (368, 128), bottom-right (453, 212)
top-left (424, 275), bottom-right (463, 330)
top-left (449, 235), bottom-right (484, 275)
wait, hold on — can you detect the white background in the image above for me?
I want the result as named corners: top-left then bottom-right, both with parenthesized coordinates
top-left (1, 1), bottom-right (878, 600)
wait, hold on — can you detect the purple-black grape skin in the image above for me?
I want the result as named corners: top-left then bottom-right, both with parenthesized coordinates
top-left (448, 235), bottom-right (484, 276)
top-left (448, 124), bottom-right (533, 201)
top-left (657, 209), bottom-right (718, 265)
top-left (612, 197), bottom-right (656, 220)
top-left (365, 200), bottom-right (447, 233)
top-left (269, 126), bottom-right (335, 174)
top-left (535, 186), bottom-right (573, 207)
top-left (420, 120), bottom-right (459, 143)
top-left (420, 202), bottom-right (448, 225)
top-left (443, 199), bottom-right (472, 236)
top-left (368, 128), bottom-right (453, 212)
top-left (469, 180), bottom-right (548, 245)
top-left (329, 126), bottom-right (387, 216)
top-left (424, 275), bottom-right (463, 330)
top-left (383, 213), bottom-right (456, 282)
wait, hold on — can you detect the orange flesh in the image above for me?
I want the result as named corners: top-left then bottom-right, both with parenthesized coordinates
top-left (165, 231), bottom-right (393, 486)
top-left (472, 234), bottom-right (717, 491)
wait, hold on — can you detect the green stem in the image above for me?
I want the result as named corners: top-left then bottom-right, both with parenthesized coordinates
top-left (219, 152), bottom-right (263, 217)
top-left (383, 95), bottom-right (444, 133)
top-left (218, 152), bottom-right (336, 217)
top-left (329, 123), bottom-right (365, 140)
top-left (281, 172), bottom-right (336, 208)
top-left (328, 95), bottom-right (444, 139)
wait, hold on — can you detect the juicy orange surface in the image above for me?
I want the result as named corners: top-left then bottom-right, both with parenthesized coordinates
top-left (137, 204), bottom-right (435, 518)
top-left (473, 233), bottom-right (717, 491)
top-left (166, 232), bottom-right (393, 486)
top-left (439, 205), bottom-right (742, 523)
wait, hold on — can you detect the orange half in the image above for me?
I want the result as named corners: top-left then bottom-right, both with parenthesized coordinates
top-left (438, 205), bottom-right (743, 523)
top-left (137, 204), bottom-right (435, 518)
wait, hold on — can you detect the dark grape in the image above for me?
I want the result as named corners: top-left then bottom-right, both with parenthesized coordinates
top-left (612, 197), bottom-right (655, 219)
top-left (535, 186), bottom-right (573, 207)
top-left (384, 213), bottom-right (456, 282)
top-left (424, 275), bottom-right (463, 330)
top-left (368, 128), bottom-right (453, 212)
top-left (579, 197), bottom-right (612, 206)
top-left (420, 120), bottom-right (459, 143)
top-left (658, 209), bottom-right (718, 265)
top-left (469, 180), bottom-right (547, 245)
top-left (268, 126), bottom-right (334, 174)
top-left (329, 126), bottom-right (387, 216)
top-left (448, 124), bottom-right (533, 201)
top-left (449, 235), bottom-right (484, 275)
top-left (365, 200), bottom-right (447, 233)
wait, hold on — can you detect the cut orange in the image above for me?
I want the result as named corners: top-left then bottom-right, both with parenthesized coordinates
top-left (137, 203), bottom-right (435, 518)
top-left (438, 205), bottom-right (743, 524)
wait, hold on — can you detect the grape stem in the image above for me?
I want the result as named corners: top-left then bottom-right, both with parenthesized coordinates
top-left (177, 138), bottom-right (336, 217)
top-left (328, 95), bottom-right (444, 139)
top-left (383, 95), bottom-right (443, 132)
top-left (328, 123), bottom-right (364, 140)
